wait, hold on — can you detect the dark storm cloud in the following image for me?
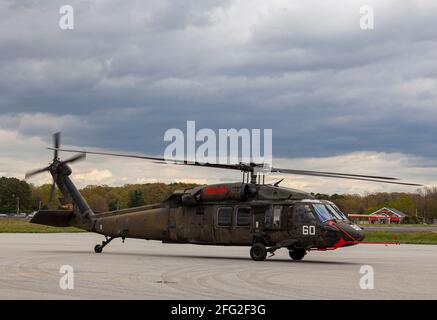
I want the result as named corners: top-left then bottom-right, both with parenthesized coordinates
top-left (1, 0), bottom-right (437, 160)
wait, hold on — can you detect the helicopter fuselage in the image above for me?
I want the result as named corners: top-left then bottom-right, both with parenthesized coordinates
top-left (87, 184), bottom-right (364, 259)
top-left (27, 132), bottom-right (417, 261)
top-left (30, 172), bottom-right (365, 260)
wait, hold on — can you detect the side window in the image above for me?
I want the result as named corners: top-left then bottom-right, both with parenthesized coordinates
top-left (294, 204), bottom-right (317, 224)
top-left (217, 207), bottom-right (232, 226)
top-left (273, 206), bottom-right (282, 228)
top-left (264, 205), bottom-right (283, 229)
top-left (236, 207), bottom-right (252, 227)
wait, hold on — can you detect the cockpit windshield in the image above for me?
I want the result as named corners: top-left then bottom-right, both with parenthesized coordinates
top-left (325, 204), bottom-right (344, 220)
top-left (312, 203), bottom-right (349, 222)
top-left (312, 204), bottom-right (336, 222)
top-left (327, 203), bottom-right (349, 221)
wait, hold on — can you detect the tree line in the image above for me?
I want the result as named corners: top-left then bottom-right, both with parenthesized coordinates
top-left (1, 176), bottom-right (437, 222)
top-left (312, 187), bottom-right (437, 223)
top-left (0, 176), bottom-right (196, 214)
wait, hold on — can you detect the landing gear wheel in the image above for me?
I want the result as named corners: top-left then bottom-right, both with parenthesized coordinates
top-left (289, 249), bottom-right (306, 261)
top-left (94, 244), bottom-right (103, 253)
top-left (94, 236), bottom-right (115, 253)
top-left (250, 243), bottom-right (267, 261)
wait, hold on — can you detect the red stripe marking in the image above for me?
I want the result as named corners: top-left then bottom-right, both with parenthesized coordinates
top-left (203, 186), bottom-right (228, 195)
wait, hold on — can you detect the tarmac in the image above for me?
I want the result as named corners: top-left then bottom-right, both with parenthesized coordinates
top-left (1, 233), bottom-right (436, 299)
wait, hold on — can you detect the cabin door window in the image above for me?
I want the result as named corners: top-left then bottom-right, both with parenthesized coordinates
top-left (232, 206), bottom-right (253, 244)
top-left (217, 207), bottom-right (233, 227)
top-left (214, 206), bottom-right (233, 244)
top-left (236, 207), bottom-right (252, 227)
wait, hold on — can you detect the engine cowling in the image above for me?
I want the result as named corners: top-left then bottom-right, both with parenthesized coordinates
top-left (199, 183), bottom-right (256, 202)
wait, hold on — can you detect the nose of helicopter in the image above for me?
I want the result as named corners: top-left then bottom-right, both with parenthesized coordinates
top-left (334, 221), bottom-right (365, 242)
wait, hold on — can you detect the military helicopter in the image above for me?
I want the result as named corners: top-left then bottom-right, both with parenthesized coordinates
top-left (25, 133), bottom-right (421, 261)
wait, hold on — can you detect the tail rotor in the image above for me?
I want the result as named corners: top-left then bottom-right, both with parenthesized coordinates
top-left (25, 132), bottom-right (86, 202)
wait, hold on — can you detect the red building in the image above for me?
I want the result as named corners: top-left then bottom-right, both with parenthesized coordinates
top-left (348, 214), bottom-right (387, 224)
top-left (369, 207), bottom-right (407, 224)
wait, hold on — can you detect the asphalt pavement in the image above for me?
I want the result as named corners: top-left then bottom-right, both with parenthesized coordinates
top-left (1, 233), bottom-right (436, 299)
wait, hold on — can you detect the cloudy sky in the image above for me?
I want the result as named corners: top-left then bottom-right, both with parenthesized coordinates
top-left (1, 0), bottom-right (437, 194)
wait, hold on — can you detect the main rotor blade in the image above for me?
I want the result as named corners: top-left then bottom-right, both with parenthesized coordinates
top-left (49, 148), bottom-right (422, 186)
top-left (162, 162), bottom-right (422, 186)
top-left (62, 153), bottom-right (86, 164)
top-left (270, 167), bottom-right (423, 186)
top-left (53, 132), bottom-right (60, 160)
top-left (25, 166), bottom-right (50, 179)
top-left (49, 148), bottom-right (243, 170)
top-left (49, 148), bottom-right (168, 162)
top-left (270, 168), bottom-right (398, 181)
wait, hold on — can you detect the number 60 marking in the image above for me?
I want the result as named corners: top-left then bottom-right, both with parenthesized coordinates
top-left (302, 225), bottom-right (316, 235)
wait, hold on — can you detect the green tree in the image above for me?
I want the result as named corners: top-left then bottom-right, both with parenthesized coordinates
top-left (128, 189), bottom-right (145, 208)
top-left (108, 199), bottom-right (119, 211)
top-left (0, 177), bottom-right (32, 213)
top-left (31, 183), bottom-right (60, 210)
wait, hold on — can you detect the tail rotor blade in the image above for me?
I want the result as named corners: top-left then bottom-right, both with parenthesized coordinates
top-left (49, 178), bottom-right (57, 202)
top-left (53, 132), bottom-right (60, 160)
top-left (25, 167), bottom-right (50, 180)
top-left (62, 153), bottom-right (86, 165)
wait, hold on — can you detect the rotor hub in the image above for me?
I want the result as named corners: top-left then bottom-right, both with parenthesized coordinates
top-left (49, 161), bottom-right (72, 176)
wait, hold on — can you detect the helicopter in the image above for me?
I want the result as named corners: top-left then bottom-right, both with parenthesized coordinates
top-left (25, 133), bottom-right (422, 261)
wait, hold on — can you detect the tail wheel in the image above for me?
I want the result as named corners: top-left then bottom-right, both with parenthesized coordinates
top-left (94, 244), bottom-right (103, 253)
top-left (289, 249), bottom-right (306, 261)
top-left (250, 243), bottom-right (267, 261)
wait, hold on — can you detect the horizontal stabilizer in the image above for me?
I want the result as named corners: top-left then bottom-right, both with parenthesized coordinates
top-left (30, 210), bottom-right (74, 227)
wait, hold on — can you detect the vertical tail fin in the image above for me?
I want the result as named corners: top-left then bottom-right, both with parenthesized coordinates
top-left (25, 133), bottom-right (94, 229)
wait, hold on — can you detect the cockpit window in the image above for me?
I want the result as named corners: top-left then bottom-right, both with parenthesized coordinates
top-left (328, 204), bottom-right (349, 220)
top-left (325, 204), bottom-right (344, 220)
top-left (312, 204), bottom-right (335, 222)
top-left (293, 204), bottom-right (317, 224)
